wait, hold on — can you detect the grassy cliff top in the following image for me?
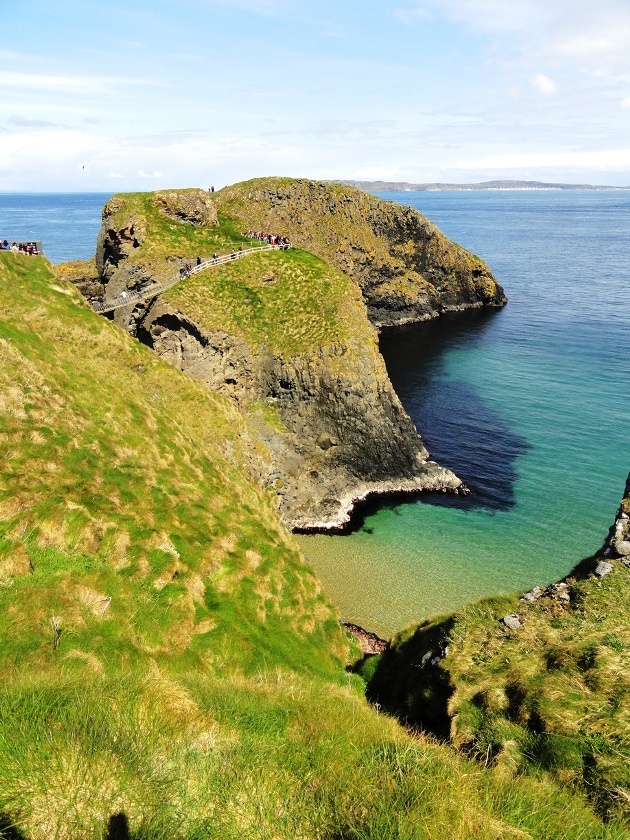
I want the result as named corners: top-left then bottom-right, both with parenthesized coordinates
top-left (365, 535), bottom-right (630, 825)
top-left (96, 187), bottom-right (383, 359)
top-left (214, 177), bottom-right (505, 315)
top-left (101, 188), bottom-right (257, 262)
top-left (0, 253), bottom-right (622, 838)
top-left (164, 246), bottom-right (375, 357)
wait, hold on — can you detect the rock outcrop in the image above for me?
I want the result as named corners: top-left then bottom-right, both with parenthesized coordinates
top-left (215, 178), bottom-right (507, 327)
top-left (68, 182), bottom-right (501, 528)
top-left (150, 189), bottom-right (218, 227)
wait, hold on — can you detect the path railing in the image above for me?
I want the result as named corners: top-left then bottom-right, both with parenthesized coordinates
top-left (91, 242), bottom-right (291, 314)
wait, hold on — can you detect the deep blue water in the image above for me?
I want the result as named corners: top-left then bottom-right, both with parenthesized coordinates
top-left (1, 189), bottom-right (628, 636)
top-left (0, 193), bottom-right (112, 263)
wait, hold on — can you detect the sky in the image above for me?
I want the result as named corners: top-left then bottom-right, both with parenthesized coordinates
top-left (2, 0), bottom-right (630, 190)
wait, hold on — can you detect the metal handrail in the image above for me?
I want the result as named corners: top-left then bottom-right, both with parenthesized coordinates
top-left (92, 242), bottom-right (291, 314)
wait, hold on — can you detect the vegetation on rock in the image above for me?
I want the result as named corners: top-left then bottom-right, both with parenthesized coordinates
top-left (214, 177), bottom-right (507, 327)
top-left (364, 492), bottom-right (630, 826)
top-left (60, 185), bottom-right (464, 530)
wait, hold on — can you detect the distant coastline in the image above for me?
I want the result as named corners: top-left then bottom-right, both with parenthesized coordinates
top-left (336, 178), bottom-right (629, 192)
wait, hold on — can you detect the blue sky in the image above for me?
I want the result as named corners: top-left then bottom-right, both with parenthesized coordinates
top-left (2, 0), bottom-right (630, 190)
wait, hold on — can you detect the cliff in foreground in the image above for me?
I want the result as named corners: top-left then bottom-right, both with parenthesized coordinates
top-left (0, 251), bottom-right (624, 839)
top-left (364, 477), bottom-right (630, 825)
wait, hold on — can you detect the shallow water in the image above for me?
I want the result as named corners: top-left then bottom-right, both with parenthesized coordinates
top-left (297, 190), bottom-right (630, 636)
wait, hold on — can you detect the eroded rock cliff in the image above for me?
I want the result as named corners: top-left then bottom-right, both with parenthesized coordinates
top-left (64, 182), bottom-right (497, 528)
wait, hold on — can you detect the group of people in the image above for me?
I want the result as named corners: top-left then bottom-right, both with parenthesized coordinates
top-left (2, 240), bottom-right (39, 255)
top-left (243, 231), bottom-right (291, 248)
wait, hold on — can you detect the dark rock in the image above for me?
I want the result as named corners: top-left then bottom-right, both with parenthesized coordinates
top-left (342, 622), bottom-right (388, 655)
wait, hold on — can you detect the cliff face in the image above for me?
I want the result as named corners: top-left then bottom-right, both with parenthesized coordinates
top-left (134, 297), bottom-right (460, 529)
top-left (215, 178), bottom-right (507, 327)
top-left (65, 184), bottom-right (476, 529)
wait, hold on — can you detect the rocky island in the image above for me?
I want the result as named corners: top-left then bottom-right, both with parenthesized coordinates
top-left (64, 178), bottom-right (506, 530)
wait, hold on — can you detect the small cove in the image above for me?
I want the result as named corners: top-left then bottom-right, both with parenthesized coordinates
top-left (297, 189), bottom-right (630, 637)
top-left (1, 188), bottom-right (628, 639)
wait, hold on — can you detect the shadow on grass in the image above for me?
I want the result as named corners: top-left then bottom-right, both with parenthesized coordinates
top-left (0, 813), bottom-right (26, 840)
top-left (361, 616), bottom-right (456, 740)
top-left (105, 812), bottom-right (130, 840)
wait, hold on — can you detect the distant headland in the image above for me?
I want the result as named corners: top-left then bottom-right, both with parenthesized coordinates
top-left (336, 178), bottom-right (628, 192)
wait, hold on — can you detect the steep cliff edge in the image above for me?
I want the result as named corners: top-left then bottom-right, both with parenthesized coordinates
top-left (215, 177), bottom-right (507, 327)
top-left (62, 184), bottom-right (481, 529)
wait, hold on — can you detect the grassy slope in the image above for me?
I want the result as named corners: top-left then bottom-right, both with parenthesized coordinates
top-left (102, 189), bottom-right (260, 262)
top-left (0, 253), bottom-right (623, 838)
top-left (94, 189), bottom-right (381, 362)
top-left (365, 552), bottom-right (630, 826)
top-left (164, 246), bottom-right (377, 359)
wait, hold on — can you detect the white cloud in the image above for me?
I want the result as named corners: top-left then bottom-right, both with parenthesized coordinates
top-left (412, 0), bottom-right (630, 70)
top-left (532, 74), bottom-right (558, 96)
top-left (621, 97), bottom-right (630, 109)
top-left (0, 70), bottom-right (167, 96)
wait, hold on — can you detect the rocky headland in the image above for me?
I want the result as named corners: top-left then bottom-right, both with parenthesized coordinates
top-left (63, 180), bottom-right (506, 530)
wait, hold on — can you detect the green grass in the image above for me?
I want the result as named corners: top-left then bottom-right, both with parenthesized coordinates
top-left (102, 189), bottom-right (264, 262)
top-left (164, 246), bottom-right (371, 356)
top-left (0, 252), bottom-right (626, 838)
top-left (365, 555), bottom-right (630, 825)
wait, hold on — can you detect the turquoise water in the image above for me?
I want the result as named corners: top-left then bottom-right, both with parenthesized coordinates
top-left (1, 189), bottom-right (628, 638)
top-left (297, 190), bottom-right (630, 636)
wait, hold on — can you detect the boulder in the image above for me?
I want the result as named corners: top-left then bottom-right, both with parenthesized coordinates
top-left (594, 561), bottom-right (614, 579)
top-left (502, 613), bottom-right (523, 630)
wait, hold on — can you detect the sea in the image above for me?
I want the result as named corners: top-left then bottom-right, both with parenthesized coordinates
top-left (1, 189), bottom-right (629, 637)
